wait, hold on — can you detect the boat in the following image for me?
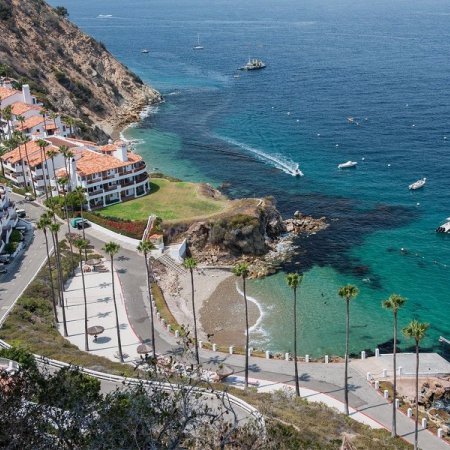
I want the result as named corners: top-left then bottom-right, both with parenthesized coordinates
top-left (141, 49), bottom-right (149, 54)
top-left (409, 177), bottom-right (426, 190)
top-left (97, 14), bottom-right (112, 18)
top-left (436, 218), bottom-right (450, 233)
top-left (347, 117), bottom-right (354, 123)
top-left (193, 34), bottom-right (204, 50)
top-left (293, 165), bottom-right (304, 177)
top-left (338, 161), bottom-right (358, 169)
top-left (239, 58), bottom-right (266, 71)
top-left (439, 336), bottom-right (450, 345)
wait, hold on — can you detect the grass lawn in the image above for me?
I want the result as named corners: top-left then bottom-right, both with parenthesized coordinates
top-left (97, 178), bottom-right (229, 222)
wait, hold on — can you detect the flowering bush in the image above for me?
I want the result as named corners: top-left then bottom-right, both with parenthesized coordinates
top-left (84, 212), bottom-right (146, 239)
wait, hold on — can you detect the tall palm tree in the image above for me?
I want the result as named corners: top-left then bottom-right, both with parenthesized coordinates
top-left (137, 240), bottom-right (156, 359)
top-left (338, 284), bottom-right (359, 415)
top-left (59, 145), bottom-right (73, 185)
top-left (183, 257), bottom-right (200, 365)
top-left (37, 215), bottom-right (58, 323)
top-left (41, 108), bottom-right (48, 137)
top-left (46, 148), bottom-right (58, 198)
top-left (383, 294), bottom-right (406, 437)
top-left (286, 273), bottom-right (303, 397)
top-left (50, 112), bottom-right (58, 135)
top-left (49, 221), bottom-right (68, 337)
top-left (65, 116), bottom-right (75, 138)
top-left (11, 118), bottom-right (27, 190)
top-left (2, 105), bottom-right (12, 139)
top-left (403, 320), bottom-right (429, 450)
top-left (16, 129), bottom-right (36, 197)
top-left (36, 139), bottom-right (49, 200)
top-left (232, 262), bottom-right (250, 388)
top-left (74, 238), bottom-right (90, 352)
top-left (73, 186), bottom-right (88, 259)
top-left (102, 241), bottom-right (123, 362)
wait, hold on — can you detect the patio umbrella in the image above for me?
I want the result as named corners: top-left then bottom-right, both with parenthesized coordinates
top-left (87, 325), bottom-right (105, 342)
top-left (137, 343), bottom-right (153, 355)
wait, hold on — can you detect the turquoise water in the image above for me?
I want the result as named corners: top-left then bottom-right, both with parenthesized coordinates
top-left (52, 0), bottom-right (450, 357)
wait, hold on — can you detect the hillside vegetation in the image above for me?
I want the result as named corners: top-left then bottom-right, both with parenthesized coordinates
top-left (0, 0), bottom-right (160, 138)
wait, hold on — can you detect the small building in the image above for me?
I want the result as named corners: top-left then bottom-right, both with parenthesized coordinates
top-left (0, 185), bottom-right (18, 254)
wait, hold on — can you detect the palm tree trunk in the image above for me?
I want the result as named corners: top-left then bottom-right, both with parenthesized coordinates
top-left (414, 341), bottom-right (419, 450)
top-left (392, 311), bottom-right (398, 437)
top-left (48, 157), bottom-right (55, 198)
top-left (243, 276), bottom-right (249, 389)
top-left (344, 297), bottom-right (350, 415)
top-left (190, 268), bottom-right (200, 365)
top-left (62, 188), bottom-right (76, 277)
top-left (79, 198), bottom-right (88, 260)
top-left (110, 256), bottom-right (123, 362)
top-left (79, 252), bottom-right (89, 352)
top-left (293, 288), bottom-right (300, 397)
top-left (43, 229), bottom-right (58, 323)
top-left (18, 147), bottom-right (26, 190)
top-left (54, 231), bottom-right (68, 336)
top-left (41, 149), bottom-right (49, 201)
top-left (24, 141), bottom-right (37, 197)
top-left (144, 254), bottom-right (156, 359)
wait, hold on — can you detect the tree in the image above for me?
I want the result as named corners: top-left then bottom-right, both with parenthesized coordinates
top-left (12, 121), bottom-right (27, 190)
top-left (46, 148), bottom-right (58, 198)
top-left (383, 294), bottom-right (406, 437)
top-left (37, 215), bottom-right (58, 323)
top-left (403, 320), bottom-right (429, 450)
top-left (338, 284), bottom-right (359, 415)
top-left (137, 240), bottom-right (157, 359)
top-left (74, 238), bottom-right (90, 352)
top-left (232, 262), bottom-right (250, 388)
top-left (49, 221), bottom-right (68, 337)
top-left (54, 6), bottom-right (69, 17)
top-left (16, 120), bottom-right (35, 195)
top-left (36, 139), bottom-right (49, 200)
top-left (183, 257), bottom-right (200, 365)
top-left (2, 105), bottom-right (12, 139)
top-left (73, 186), bottom-right (87, 248)
top-left (286, 273), bottom-right (302, 397)
top-left (102, 242), bottom-right (123, 362)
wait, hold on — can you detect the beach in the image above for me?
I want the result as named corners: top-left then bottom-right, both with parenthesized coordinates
top-left (155, 264), bottom-right (260, 347)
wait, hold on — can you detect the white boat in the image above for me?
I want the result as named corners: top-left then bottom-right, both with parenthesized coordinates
top-left (409, 177), bottom-right (426, 190)
top-left (293, 165), bottom-right (304, 177)
top-left (338, 161), bottom-right (358, 169)
top-left (436, 220), bottom-right (450, 233)
top-left (141, 49), bottom-right (149, 54)
top-left (97, 14), bottom-right (112, 18)
top-left (193, 34), bottom-right (204, 50)
top-left (239, 58), bottom-right (266, 71)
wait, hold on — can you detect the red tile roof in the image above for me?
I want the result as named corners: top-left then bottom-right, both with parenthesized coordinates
top-left (11, 102), bottom-right (41, 116)
top-left (0, 87), bottom-right (20, 100)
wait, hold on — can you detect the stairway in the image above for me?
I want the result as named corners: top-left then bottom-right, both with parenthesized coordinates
top-left (157, 254), bottom-right (186, 275)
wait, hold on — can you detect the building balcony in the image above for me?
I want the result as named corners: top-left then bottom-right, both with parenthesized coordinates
top-left (87, 189), bottom-right (105, 198)
top-left (103, 184), bottom-right (119, 192)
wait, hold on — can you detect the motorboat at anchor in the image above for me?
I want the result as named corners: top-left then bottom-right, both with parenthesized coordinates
top-left (338, 161), bottom-right (358, 169)
top-left (239, 58), bottom-right (266, 71)
top-left (141, 49), bottom-right (150, 54)
top-left (293, 165), bottom-right (304, 177)
top-left (408, 177), bottom-right (426, 190)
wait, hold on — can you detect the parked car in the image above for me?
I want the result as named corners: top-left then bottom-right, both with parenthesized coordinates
top-left (0, 267), bottom-right (7, 274)
top-left (24, 193), bottom-right (35, 202)
top-left (16, 209), bottom-right (26, 218)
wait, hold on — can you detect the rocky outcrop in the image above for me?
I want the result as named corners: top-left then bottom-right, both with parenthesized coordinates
top-left (285, 211), bottom-right (329, 235)
top-left (0, 0), bottom-right (161, 139)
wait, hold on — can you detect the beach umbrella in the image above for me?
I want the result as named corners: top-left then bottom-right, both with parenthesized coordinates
top-left (137, 343), bottom-right (153, 355)
top-left (87, 325), bottom-right (105, 341)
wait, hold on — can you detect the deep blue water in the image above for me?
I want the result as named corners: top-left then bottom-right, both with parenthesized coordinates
top-left (50, 0), bottom-right (450, 357)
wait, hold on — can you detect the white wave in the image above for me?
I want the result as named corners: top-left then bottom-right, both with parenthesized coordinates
top-left (235, 282), bottom-right (267, 336)
top-left (218, 135), bottom-right (302, 176)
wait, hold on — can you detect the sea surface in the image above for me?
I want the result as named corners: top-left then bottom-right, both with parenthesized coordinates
top-left (51, 0), bottom-right (450, 357)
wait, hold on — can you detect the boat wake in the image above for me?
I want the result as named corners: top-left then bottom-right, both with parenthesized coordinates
top-left (218, 136), bottom-right (302, 176)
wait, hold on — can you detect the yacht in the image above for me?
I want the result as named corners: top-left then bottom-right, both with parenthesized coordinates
top-left (338, 161), bottom-right (358, 169)
top-left (436, 218), bottom-right (450, 233)
top-left (239, 58), bottom-right (266, 71)
top-left (141, 49), bottom-right (149, 54)
top-left (409, 177), bottom-right (426, 190)
top-left (193, 34), bottom-right (204, 50)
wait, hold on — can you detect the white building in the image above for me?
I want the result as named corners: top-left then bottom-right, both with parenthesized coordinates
top-left (0, 186), bottom-right (18, 254)
top-left (1, 136), bottom-right (150, 209)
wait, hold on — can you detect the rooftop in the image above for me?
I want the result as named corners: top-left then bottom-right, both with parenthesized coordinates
top-left (0, 86), bottom-right (20, 100)
top-left (11, 102), bottom-right (41, 116)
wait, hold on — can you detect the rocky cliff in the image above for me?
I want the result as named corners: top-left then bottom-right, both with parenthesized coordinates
top-left (0, 0), bottom-right (161, 139)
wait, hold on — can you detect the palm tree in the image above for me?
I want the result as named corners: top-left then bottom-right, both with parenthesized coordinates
top-left (137, 240), bottom-right (157, 359)
top-left (65, 116), bottom-right (75, 137)
top-left (36, 139), bottom-right (49, 200)
top-left (50, 112), bottom-right (58, 134)
top-left (383, 294), bottom-right (406, 437)
top-left (46, 148), bottom-right (58, 198)
top-left (41, 108), bottom-right (48, 137)
top-left (16, 128), bottom-right (36, 197)
top-left (102, 241), bottom-right (123, 362)
top-left (73, 186), bottom-right (88, 259)
top-left (183, 257), bottom-right (200, 365)
top-left (74, 238), bottom-right (90, 352)
top-left (49, 222), bottom-right (68, 337)
top-left (286, 273), bottom-right (303, 397)
top-left (2, 105), bottom-right (12, 139)
top-left (338, 284), bottom-right (359, 415)
top-left (403, 320), bottom-right (429, 450)
top-left (37, 215), bottom-right (58, 324)
top-left (12, 118), bottom-right (27, 190)
top-left (232, 262), bottom-right (250, 388)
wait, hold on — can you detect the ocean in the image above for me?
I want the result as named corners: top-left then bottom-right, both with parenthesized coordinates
top-left (50, 0), bottom-right (450, 357)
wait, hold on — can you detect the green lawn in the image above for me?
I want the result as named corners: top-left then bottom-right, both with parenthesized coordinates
top-left (98, 178), bottom-right (228, 222)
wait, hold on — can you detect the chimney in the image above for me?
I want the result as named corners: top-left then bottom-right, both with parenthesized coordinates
top-left (113, 141), bottom-right (128, 162)
top-left (22, 84), bottom-right (32, 104)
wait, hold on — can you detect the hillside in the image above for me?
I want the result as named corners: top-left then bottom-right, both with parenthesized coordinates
top-left (0, 0), bottom-right (161, 139)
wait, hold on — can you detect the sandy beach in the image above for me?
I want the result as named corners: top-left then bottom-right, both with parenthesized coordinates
top-left (155, 264), bottom-right (260, 347)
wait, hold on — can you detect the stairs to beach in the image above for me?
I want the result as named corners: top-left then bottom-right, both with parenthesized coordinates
top-left (157, 254), bottom-right (186, 275)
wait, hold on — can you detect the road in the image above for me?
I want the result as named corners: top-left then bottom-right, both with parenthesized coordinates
top-left (1, 196), bottom-right (448, 449)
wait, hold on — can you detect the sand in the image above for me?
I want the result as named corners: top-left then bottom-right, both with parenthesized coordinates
top-left (155, 264), bottom-right (260, 346)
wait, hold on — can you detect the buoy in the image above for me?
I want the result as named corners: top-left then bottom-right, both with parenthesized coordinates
top-left (387, 164), bottom-right (391, 167)
top-left (444, 136), bottom-right (447, 140)
top-left (317, 133), bottom-right (320, 136)
top-left (417, 202), bottom-right (420, 206)
top-left (412, 124), bottom-right (415, 127)
top-left (296, 119), bottom-right (300, 122)
top-left (287, 111), bottom-right (291, 115)
top-left (362, 157), bottom-right (365, 161)
top-left (335, 144), bottom-right (339, 147)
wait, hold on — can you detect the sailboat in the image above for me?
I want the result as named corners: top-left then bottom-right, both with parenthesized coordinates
top-left (193, 34), bottom-right (204, 50)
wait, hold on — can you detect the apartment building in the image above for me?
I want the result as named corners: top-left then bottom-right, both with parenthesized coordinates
top-left (0, 186), bottom-right (17, 254)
